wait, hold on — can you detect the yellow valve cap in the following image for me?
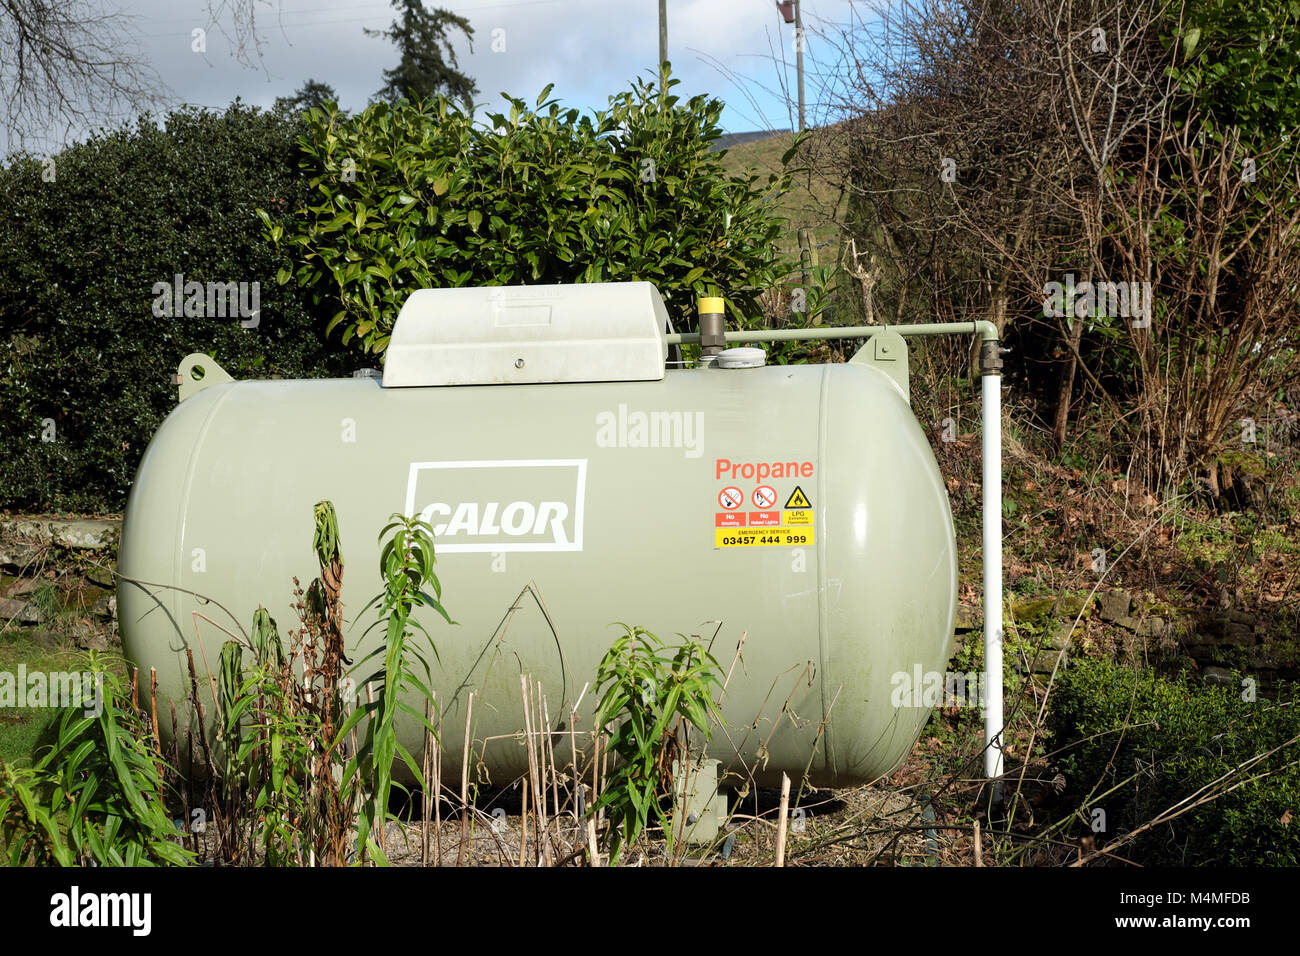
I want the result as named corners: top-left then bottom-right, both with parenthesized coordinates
top-left (697, 296), bottom-right (725, 314)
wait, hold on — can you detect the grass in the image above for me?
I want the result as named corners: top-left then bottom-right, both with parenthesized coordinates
top-left (717, 130), bottom-right (849, 281)
top-left (0, 628), bottom-right (85, 766)
top-left (0, 567), bottom-right (124, 767)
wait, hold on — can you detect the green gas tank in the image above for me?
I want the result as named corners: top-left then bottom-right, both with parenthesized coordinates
top-left (118, 282), bottom-right (956, 786)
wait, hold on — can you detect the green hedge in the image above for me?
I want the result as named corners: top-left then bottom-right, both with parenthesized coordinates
top-left (0, 103), bottom-right (353, 512)
top-left (1048, 657), bottom-right (1300, 865)
top-left (274, 75), bottom-right (798, 356)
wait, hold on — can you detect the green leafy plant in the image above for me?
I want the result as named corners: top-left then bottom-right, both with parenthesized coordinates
top-left (205, 507), bottom-right (342, 865)
top-left (0, 655), bottom-right (193, 866)
top-left (790, 263), bottom-right (840, 327)
top-left (589, 625), bottom-right (723, 864)
top-left (268, 71), bottom-right (797, 355)
top-left (1167, 0), bottom-right (1300, 140)
top-left (339, 512), bottom-right (453, 864)
top-left (26, 581), bottom-right (64, 620)
top-left (217, 611), bottom-right (324, 866)
top-left (1049, 657), bottom-right (1300, 865)
top-left (201, 504), bottom-right (454, 866)
top-left (0, 102), bottom-right (355, 513)
top-left (212, 502), bottom-right (359, 865)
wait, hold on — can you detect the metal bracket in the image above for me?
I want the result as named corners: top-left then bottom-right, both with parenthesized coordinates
top-left (176, 353), bottom-right (234, 403)
top-left (671, 757), bottom-right (727, 847)
top-left (849, 328), bottom-right (910, 400)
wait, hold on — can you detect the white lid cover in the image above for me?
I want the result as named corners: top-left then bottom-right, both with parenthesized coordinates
top-left (382, 282), bottom-right (669, 387)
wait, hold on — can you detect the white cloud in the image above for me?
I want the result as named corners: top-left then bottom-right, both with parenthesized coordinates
top-left (6, 0), bottom-right (849, 152)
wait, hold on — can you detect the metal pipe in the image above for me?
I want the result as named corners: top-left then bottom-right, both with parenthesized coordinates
top-left (671, 319), bottom-right (1005, 783)
top-left (981, 361), bottom-right (1004, 785)
top-left (666, 321), bottom-right (1000, 345)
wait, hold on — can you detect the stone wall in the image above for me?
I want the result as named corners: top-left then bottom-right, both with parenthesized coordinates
top-left (955, 588), bottom-right (1298, 692)
top-left (0, 516), bottom-right (120, 651)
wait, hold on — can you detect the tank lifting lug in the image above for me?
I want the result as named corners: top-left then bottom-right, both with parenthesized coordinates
top-left (176, 353), bottom-right (235, 402)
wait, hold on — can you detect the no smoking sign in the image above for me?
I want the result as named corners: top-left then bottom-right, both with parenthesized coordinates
top-left (719, 486), bottom-right (743, 509)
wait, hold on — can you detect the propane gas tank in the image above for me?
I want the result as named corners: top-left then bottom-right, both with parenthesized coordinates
top-left (119, 283), bottom-right (956, 785)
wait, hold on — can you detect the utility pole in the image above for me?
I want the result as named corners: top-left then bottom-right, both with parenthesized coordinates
top-left (778, 1), bottom-right (805, 131)
top-left (795, 0), bottom-right (805, 132)
top-left (659, 0), bottom-right (668, 93)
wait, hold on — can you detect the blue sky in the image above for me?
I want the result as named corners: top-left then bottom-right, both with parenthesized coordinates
top-left (9, 0), bottom-right (867, 152)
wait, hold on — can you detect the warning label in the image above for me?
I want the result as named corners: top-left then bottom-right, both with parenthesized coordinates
top-left (715, 527), bottom-right (814, 548)
top-left (713, 460), bottom-right (816, 549)
top-left (718, 486), bottom-right (743, 510)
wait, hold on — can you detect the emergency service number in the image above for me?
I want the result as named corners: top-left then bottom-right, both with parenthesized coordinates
top-left (719, 533), bottom-right (808, 546)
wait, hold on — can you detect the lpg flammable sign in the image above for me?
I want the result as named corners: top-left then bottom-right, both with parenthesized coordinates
top-left (712, 457), bottom-right (816, 548)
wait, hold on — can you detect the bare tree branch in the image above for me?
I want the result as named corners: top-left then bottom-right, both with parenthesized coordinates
top-left (2, 1), bottom-right (281, 154)
top-left (1, 0), bottom-right (161, 151)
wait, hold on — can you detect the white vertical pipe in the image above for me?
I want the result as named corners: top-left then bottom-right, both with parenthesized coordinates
top-left (981, 370), bottom-right (1004, 780)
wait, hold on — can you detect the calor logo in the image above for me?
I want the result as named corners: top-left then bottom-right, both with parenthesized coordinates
top-left (404, 459), bottom-right (587, 552)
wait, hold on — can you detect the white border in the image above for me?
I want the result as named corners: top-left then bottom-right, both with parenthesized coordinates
top-left (403, 458), bottom-right (588, 553)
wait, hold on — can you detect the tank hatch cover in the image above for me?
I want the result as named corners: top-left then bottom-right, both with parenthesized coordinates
top-left (382, 282), bottom-right (669, 387)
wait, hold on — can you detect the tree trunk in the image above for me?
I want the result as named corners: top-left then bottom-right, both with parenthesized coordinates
top-left (1053, 317), bottom-right (1085, 453)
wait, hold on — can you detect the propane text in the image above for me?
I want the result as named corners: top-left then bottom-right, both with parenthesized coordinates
top-left (715, 458), bottom-right (814, 481)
